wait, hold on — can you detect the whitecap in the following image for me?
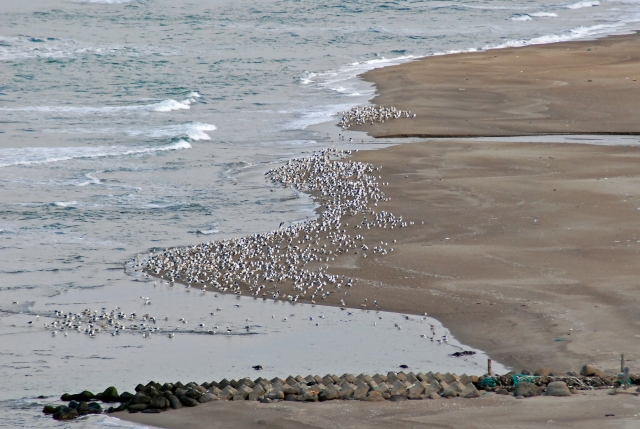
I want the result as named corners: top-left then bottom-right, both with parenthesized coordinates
top-left (0, 141), bottom-right (191, 168)
top-left (46, 122), bottom-right (216, 141)
top-left (511, 14), bottom-right (533, 21)
top-left (77, 172), bottom-right (103, 187)
top-left (489, 23), bottom-right (625, 50)
top-left (53, 201), bottom-right (80, 207)
top-left (0, 96), bottom-right (198, 116)
top-left (566, 0), bottom-right (600, 9)
top-left (79, 0), bottom-right (134, 3)
top-left (126, 123), bottom-right (217, 141)
top-left (530, 12), bottom-right (559, 17)
top-left (196, 229), bottom-right (219, 235)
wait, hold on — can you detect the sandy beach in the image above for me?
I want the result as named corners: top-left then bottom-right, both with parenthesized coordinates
top-left (120, 33), bottom-right (640, 429)
top-left (352, 32), bottom-right (640, 137)
top-left (122, 390), bottom-right (639, 429)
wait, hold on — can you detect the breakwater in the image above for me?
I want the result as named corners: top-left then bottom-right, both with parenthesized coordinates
top-left (44, 367), bottom-right (640, 420)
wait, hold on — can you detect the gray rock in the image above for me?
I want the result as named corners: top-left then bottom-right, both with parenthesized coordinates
top-left (168, 395), bottom-right (182, 409)
top-left (148, 397), bottom-right (169, 410)
top-left (441, 387), bottom-right (458, 398)
top-left (77, 402), bottom-right (89, 414)
top-left (458, 374), bottom-right (471, 386)
top-left (428, 392), bottom-right (440, 400)
top-left (131, 393), bottom-right (152, 405)
top-left (180, 397), bottom-right (198, 407)
top-left (142, 409), bottom-right (162, 414)
top-left (580, 365), bottom-right (604, 377)
top-left (53, 406), bottom-right (79, 420)
top-left (442, 373), bottom-right (459, 384)
top-left (461, 384), bottom-right (480, 399)
top-left (338, 384), bottom-right (355, 400)
top-left (185, 388), bottom-right (202, 399)
top-left (364, 391), bottom-right (385, 402)
top-left (546, 381), bottom-right (571, 397)
top-left (119, 392), bottom-right (134, 402)
top-left (43, 404), bottom-right (60, 414)
top-left (248, 386), bottom-right (266, 401)
top-left (371, 382), bottom-right (390, 394)
top-left (496, 388), bottom-right (509, 395)
top-left (299, 391), bottom-right (319, 402)
top-left (198, 393), bottom-right (218, 403)
top-left (128, 404), bottom-right (148, 412)
top-left (237, 385), bottom-right (253, 399)
top-left (319, 384), bottom-right (339, 401)
top-left (514, 382), bottom-right (541, 398)
top-left (407, 383), bottom-right (425, 399)
top-left (534, 368), bottom-right (554, 377)
top-left (353, 384), bottom-right (370, 400)
top-left (281, 384), bottom-right (298, 395)
top-left (220, 386), bottom-right (238, 400)
top-left (390, 383), bottom-right (407, 397)
top-left (390, 395), bottom-right (407, 402)
top-left (102, 386), bottom-right (120, 402)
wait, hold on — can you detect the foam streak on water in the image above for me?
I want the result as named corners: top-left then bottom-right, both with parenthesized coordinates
top-left (1, 0), bottom-right (640, 427)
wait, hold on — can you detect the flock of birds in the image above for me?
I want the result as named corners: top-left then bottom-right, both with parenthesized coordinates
top-left (29, 147), bottom-right (454, 346)
top-left (36, 301), bottom-right (251, 339)
top-left (337, 105), bottom-right (416, 129)
top-left (138, 148), bottom-right (413, 308)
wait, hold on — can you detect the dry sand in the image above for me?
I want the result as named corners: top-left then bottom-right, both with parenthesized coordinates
top-left (352, 32), bottom-right (640, 137)
top-left (121, 34), bottom-right (640, 429)
top-left (123, 390), bottom-right (640, 429)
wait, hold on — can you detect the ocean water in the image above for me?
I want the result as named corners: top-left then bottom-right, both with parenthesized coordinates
top-left (1, 0), bottom-right (640, 427)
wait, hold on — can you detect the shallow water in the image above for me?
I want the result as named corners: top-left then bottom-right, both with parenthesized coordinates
top-left (2, 0), bottom-right (640, 427)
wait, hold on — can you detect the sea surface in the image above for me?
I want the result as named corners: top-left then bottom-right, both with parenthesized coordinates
top-left (1, 0), bottom-right (640, 427)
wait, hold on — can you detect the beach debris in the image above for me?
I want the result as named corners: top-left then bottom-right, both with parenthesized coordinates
top-left (450, 351), bottom-right (476, 357)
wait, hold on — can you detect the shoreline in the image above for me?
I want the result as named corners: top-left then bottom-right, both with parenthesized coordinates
top-left (116, 32), bottom-right (640, 428)
top-left (138, 31), bottom-right (640, 375)
top-left (349, 31), bottom-right (640, 138)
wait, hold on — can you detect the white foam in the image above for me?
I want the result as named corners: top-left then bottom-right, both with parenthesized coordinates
top-left (126, 123), bottom-right (217, 141)
top-left (151, 99), bottom-right (191, 112)
top-left (198, 229), bottom-right (219, 235)
top-left (79, 0), bottom-right (133, 3)
top-left (46, 122), bottom-right (217, 142)
top-left (53, 201), bottom-right (79, 207)
top-left (530, 12), bottom-right (559, 17)
top-left (566, 0), bottom-right (600, 9)
top-left (301, 55), bottom-right (417, 97)
top-left (0, 95), bottom-right (199, 116)
top-left (0, 36), bottom-right (175, 62)
top-left (490, 23), bottom-right (626, 49)
top-left (95, 415), bottom-right (151, 428)
top-left (77, 172), bottom-right (103, 187)
top-left (511, 14), bottom-right (533, 21)
top-left (0, 141), bottom-right (191, 168)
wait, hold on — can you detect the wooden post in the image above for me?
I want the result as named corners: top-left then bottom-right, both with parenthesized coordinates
top-left (621, 354), bottom-right (625, 372)
top-left (622, 367), bottom-right (629, 390)
top-left (488, 359), bottom-right (493, 376)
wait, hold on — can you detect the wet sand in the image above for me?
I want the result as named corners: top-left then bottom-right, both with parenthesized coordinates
top-left (122, 390), bottom-right (640, 429)
top-left (343, 139), bottom-right (640, 373)
top-left (351, 32), bottom-right (640, 137)
top-left (120, 34), bottom-right (640, 429)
